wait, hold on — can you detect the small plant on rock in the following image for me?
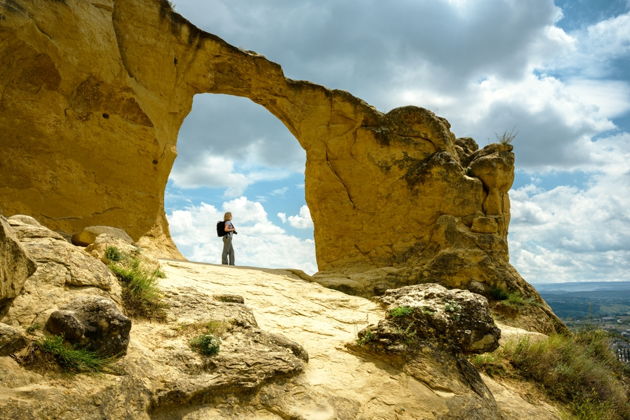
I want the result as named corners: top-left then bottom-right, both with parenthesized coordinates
top-left (105, 246), bottom-right (123, 262)
top-left (190, 334), bottom-right (220, 356)
top-left (38, 335), bottom-right (111, 372)
top-left (389, 306), bottom-right (413, 318)
top-left (356, 330), bottom-right (375, 346)
top-left (26, 323), bottom-right (41, 335)
top-left (495, 128), bottom-right (517, 145)
top-left (489, 287), bottom-right (509, 301)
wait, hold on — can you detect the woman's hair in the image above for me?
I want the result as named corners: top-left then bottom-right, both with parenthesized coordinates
top-left (223, 212), bottom-right (232, 221)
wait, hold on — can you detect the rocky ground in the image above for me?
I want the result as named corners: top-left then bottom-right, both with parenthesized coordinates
top-left (0, 215), bottom-right (564, 419)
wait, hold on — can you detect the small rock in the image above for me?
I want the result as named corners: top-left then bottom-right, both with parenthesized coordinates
top-left (0, 323), bottom-right (28, 356)
top-left (7, 215), bottom-right (42, 227)
top-left (213, 294), bottom-right (245, 304)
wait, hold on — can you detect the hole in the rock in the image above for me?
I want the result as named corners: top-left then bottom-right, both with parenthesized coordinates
top-left (102, 113), bottom-right (109, 119)
top-left (165, 94), bottom-right (317, 274)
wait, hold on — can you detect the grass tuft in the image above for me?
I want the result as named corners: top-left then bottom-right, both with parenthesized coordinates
top-left (107, 248), bottom-right (166, 320)
top-left (489, 287), bottom-right (509, 301)
top-left (496, 128), bottom-right (518, 145)
top-left (38, 335), bottom-right (111, 372)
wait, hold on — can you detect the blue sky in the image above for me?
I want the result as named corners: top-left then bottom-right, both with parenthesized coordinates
top-left (166, 0), bottom-right (630, 282)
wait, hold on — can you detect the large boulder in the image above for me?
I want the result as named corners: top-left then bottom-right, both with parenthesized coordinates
top-left (3, 216), bottom-right (121, 328)
top-left (359, 283), bottom-right (500, 354)
top-left (0, 216), bottom-right (36, 314)
top-left (72, 226), bottom-right (134, 247)
top-left (46, 296), bottom-right (131, 357)
top-left (354, 283), bottom-right (502, 418)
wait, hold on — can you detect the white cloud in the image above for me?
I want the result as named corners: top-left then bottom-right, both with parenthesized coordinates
top-left (509, 135), bottom-right (630, 282)
top-left (270, 187), bottom-right (289, 196)
top-left (277, 205), bottom-right (313, 230)
top-left (169, 152), bottom-right (294, 196)
top-left (167, 197), bottom-right (317, 274)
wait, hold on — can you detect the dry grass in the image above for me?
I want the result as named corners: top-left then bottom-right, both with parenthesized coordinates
top-left (472, 330), bottom-right (630, 420)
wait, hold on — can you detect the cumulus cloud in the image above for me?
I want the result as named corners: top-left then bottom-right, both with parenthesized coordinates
top-left (167, 197), bottom-right (317, 274)
top-left (170, 152), bottom-right (294, 196)
top-left (277, 205), bottom-right (313, 229)
top-left (509, 133), bottom-right (630, 282)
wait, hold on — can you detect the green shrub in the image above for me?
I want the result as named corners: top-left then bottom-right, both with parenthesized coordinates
top-left (476, 330), bottom-right (629, 420)
top-left (498, 292), bottom-right (539, 308)
top-left (105, 246), bottom-right (123, 262)
top-left (190, 334), bottom-right (220, 356)
top-left (389, 306), bottom-right (413, 318)
top-left (38, 335), bottom-right (110, 372)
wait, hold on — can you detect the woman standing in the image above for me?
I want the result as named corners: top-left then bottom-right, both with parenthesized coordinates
top-left (221, 212), bottom-right (236, 265)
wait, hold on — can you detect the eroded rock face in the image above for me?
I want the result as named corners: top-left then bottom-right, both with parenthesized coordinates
top-left (1, 2), bottom-right (507, 268)
top-left (2, 216), bottom-right (121, 328)
top-left (0, 323), bottom-right (27, 356)
top-left (72, 226), bottom-right (134, 247)
top-left (0, 216), bottom-right (36, 314)
top-left (0, 0), bottom-right (561, 332)
top-left (374, 284), bottom-right (501, 354)
top-left (354, 284), bottom-right (503, 418)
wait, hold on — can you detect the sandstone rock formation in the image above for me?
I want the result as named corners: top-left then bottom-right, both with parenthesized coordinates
top-left (71, 226), bottom-right (134, 247)
top-left (2, 215), bottom-right (122, 329)
top-left (0, 323), bottom-right (27, 356)
top-left (0, 216), bottom-right (36, 313)
top-left (363, 284), bottom-right (501, 354)
top-left (0, 0), bottom-right (558, 327)
top-left (353, 284), bottom-right (503, 418)
top-left (2, 210), bottom-right (562, 417)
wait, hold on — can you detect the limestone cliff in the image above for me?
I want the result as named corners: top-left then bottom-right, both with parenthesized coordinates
top-left (0, 0), bottom-right (562, 332)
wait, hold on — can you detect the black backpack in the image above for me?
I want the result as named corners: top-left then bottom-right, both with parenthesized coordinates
top-left (216, 221), bottom-right (227, 237)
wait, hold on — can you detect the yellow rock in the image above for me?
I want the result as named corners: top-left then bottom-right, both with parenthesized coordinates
top-left (0, 0), bottom-right (558, 332)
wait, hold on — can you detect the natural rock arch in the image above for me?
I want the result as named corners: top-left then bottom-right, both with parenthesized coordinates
top-left (0, 0), bottom-right (563, 331)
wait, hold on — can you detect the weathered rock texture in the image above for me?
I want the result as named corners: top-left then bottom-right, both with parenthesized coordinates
top-left (0, 216), bottom-right (36, 313)
top-left (2, 215), bottom-right (121, 328)
top-left (353, 284), bottom-right (504, 418)
top-left (46, 295), bottom-right (132, 357)
top-left (365, 284), bottom-right (501, 354)
top-left (1, 259), bottom-right (564, 419)
top-left (71, 225), bottom-right (134, 247)
top-left (0, 0), bottom-right (562, 331)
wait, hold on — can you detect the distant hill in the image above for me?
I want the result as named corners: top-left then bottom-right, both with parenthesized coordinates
top-left (533, 281), bottom-right (630, 293)
top-left (532, 282), bottom-right (630, 320)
